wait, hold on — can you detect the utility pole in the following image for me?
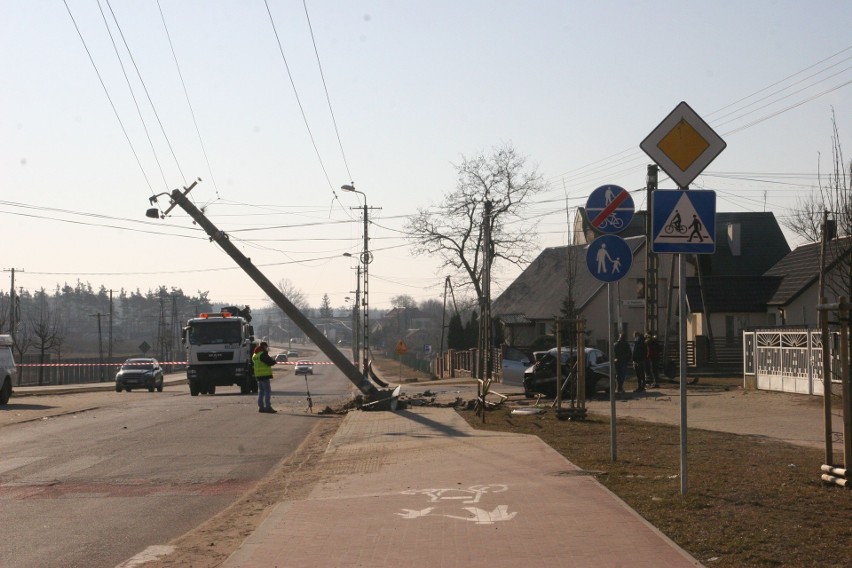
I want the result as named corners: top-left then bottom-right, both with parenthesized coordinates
top-left (645, 165), bottom-right (659, 339)
top-left (480, 200), bottom-right (494, 380)
top-left (4, 268), bottom-right (24, 341)
top-left (90, 313), bottom-right (104, 381)
top-left (351, 265), bottom-right (361, 367)
top-left (108, 289), bottom-right (114, 369)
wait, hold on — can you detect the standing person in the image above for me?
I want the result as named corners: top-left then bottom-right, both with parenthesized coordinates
top-left (252, 341), bottom-right (277, 413)
top-left (613, 333), bottom-right (631, 394)
top-left (645, 334), bottom-right (660, 388)
top-left (632, 331), bottom-right (646, 392)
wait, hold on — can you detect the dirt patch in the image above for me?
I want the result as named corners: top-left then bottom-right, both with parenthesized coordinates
top-left (457, 403), bottom-right (852, 568)
top-left (141, 415), bottom-right (343, 567)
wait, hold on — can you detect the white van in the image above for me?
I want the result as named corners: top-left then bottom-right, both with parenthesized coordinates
top-left (0, 334), bottom-right (17, 405)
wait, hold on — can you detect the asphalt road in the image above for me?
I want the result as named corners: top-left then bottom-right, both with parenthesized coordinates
top-left (0, 350), bottom-right (358, 568)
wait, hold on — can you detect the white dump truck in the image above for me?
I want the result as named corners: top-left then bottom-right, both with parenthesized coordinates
top-left (182, 312), bottom-right (257, 396)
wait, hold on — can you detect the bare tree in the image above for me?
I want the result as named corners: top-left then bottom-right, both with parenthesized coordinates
top-left (28, 289), bottom-right (64, 385)
top-left (784, 110), bottom-right (852, 298)
top-left (391, 295), bottom-right (417, 309)
top-left (406, 143), bottom-right (544, 304)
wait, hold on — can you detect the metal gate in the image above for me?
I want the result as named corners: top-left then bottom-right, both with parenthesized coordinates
top-left (743, 328), bottom-right (832, 395)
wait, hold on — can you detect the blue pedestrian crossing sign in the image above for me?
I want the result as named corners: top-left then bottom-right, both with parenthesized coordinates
top-left (586, 234), bottom-right (633, 283)
top-left (585, 184), bottom-right (634, 234)
top-left (652, 190), bottom-right (716, 254)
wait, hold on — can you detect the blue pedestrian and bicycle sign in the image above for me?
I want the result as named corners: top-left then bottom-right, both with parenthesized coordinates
top-left (652, 190), bottom-right (716, 254)
top-left (585, 185), bottom-right (634, 234)
top-left (586, 234), bottom-right (633, 283)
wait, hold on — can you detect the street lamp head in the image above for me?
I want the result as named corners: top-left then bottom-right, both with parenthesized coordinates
top-left (342, 252), bottom-right (353, 258)
top-left (145, 208), bottom-right (161, 219)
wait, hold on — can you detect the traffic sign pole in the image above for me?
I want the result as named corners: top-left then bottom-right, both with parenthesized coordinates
top-left (639, 102), bottom-right (727, 495)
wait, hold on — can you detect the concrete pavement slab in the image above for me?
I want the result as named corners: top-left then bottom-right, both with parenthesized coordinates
top-left (224, 406), bottom-right (702, 567)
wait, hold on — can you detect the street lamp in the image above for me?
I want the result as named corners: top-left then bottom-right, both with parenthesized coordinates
top-left (341, 184), bottom-right (372, 378)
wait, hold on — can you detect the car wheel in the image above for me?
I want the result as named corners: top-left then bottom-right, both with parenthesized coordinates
top-left (148, 385), bottom-right (155, 392)
top-left (190, 384), bottom-right (199, 396)
top-left (0, 378), bottom-right (11, 405)
top-left (115, 385), bottom-right (122, 393)
top-left (157, 384), bottom-right (163, 392)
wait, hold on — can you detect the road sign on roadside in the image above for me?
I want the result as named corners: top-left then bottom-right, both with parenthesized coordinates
top-left (395, 340), bottom-right (408, 355)
top-left (640, 101), bottom-right (726, 189)
top-left (652, 190), bottom-right (716, 254)
top-left (586, 234), bottom-right (633, 282)
top-left (585, 184), bottom-right (634, 234)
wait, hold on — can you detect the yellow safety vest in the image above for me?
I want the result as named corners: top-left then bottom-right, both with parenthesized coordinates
top-left (252, 351), bottom-right (273, 379)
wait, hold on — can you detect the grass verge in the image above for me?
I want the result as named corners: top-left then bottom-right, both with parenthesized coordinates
top-left (457, 402), bottom-right (851, 567)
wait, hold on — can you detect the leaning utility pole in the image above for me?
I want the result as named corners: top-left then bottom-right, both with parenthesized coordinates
top-left (147, 182), bottom-right (391, 402)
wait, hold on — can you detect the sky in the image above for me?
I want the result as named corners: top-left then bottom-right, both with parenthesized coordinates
top-left (2, 1), bottom-right (851, 313)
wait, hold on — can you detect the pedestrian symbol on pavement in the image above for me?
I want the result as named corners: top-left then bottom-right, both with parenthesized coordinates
top-left (586, 234), bottom-right (633, 283)
top-left (652, 190), bottom-right (716, 254)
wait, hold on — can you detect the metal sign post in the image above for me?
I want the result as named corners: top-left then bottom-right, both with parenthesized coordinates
top-left (586, 189), bottom-right (634, 462)
top-left (641, 101), bottom-right (726, 495)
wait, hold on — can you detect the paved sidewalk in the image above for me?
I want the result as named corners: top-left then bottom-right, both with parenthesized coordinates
top-left (223, 405), bottom-right (702, 568)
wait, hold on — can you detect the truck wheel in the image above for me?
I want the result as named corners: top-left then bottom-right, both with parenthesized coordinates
top-left (148, 385), bottom-right (155, 393)
top-left (209, 385), bottom-right (216, 395)
top-left (250, 376), bottom-right (258, 394)
top-left (0, 378), bottom-right (11, 405)
top-left (190, 383), bottom-right (199, 396)
top-left (116, 385), bottom-right (122, 393)
top-left (240, 382), bottom-right (250, 395)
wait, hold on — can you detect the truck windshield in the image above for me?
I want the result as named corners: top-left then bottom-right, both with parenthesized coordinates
top-left (188, 321), bottom-right (243, 345)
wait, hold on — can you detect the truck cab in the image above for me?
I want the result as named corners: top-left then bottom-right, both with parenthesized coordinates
top-left (182, 312), bottom-right (257, 396)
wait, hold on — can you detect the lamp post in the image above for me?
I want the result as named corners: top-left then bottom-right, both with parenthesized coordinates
top-left (341, 184), bottom-right (371, 378)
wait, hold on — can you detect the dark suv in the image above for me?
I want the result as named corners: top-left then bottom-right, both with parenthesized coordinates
top-left (523, 348), bottom-right (610, 398)
top-left (115, 358), bottom-right (164, 393)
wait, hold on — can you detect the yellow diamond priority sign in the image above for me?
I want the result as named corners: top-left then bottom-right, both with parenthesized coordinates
top-left (640, 101), bottom-right (726, 188)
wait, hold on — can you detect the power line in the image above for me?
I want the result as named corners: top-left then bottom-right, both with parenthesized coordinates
top-left (302, 0), bottom-right (353, 184)
top-left (263, 0), bottom-right (339, 202)
top-left (96, 0), bottom-right (170, 191)
top-left (62, 0), bottom-right (155, 194)
top-left (157, 0), bottom-right (221, 201)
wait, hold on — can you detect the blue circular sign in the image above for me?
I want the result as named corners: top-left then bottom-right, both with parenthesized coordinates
top-left (584, 184), bottom-right (635, 234)
top-left (586, 234), bottom-right (633, 283)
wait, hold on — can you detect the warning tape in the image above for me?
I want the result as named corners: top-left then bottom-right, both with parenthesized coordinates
top-left (16, 361), bottom-right (334, 367)
top-left (16, 362), bottom-right (188, 367)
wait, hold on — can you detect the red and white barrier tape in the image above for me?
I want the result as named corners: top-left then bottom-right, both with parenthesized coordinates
top-left (16, 361), bottom-right (333, 367)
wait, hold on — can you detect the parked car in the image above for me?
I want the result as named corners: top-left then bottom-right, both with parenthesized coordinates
top-left (500, 347), bottom-right (531, 384)
top-left (0, 334), bottom-right (17, 405)
top-left (115, 358), bottom-right (164, 392)
top-left (294, 361), bottom-right (313, 375)
top-left (523, 347), bottom-right (610, 398)
top-left (275, 353), bottom-right (289, 363)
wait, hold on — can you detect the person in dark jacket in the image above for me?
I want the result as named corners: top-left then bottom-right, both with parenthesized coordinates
top-left (645, 334), bottom-right (660, 388)
top-left (614, 333), bottom-right (631, 394)
top-left (252, 341), bottom-right (277, 413)
top-left (632, 331), bottom-right (646, 392)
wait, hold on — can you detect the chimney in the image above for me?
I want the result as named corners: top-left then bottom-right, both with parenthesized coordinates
top-left (727, 223), bottom-right (741, 256)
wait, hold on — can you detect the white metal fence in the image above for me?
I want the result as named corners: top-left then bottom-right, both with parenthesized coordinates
top-left (743, 328), bottom-right (836, 395)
